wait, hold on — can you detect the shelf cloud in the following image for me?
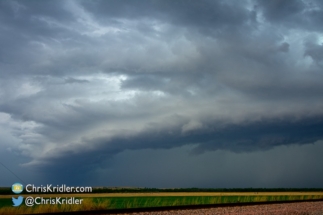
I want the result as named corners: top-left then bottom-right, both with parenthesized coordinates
top-left (1, 0), bottom-right (323, 187)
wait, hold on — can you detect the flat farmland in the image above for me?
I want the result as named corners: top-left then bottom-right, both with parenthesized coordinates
top-left (108, 201), bottom-right (323, 215)
top-left (1, 191), bottom-right (323, 198)
top-left (1, 192), bottom-right (323, 214)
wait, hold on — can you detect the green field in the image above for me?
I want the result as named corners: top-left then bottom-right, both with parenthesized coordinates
top-left (1, 194), bottom-right (323, 214)
top-left (90, 195), bottom-right (323, 209)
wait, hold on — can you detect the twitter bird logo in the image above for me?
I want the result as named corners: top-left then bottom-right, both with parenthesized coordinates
top-left (12, 196), bottom-right (23, 207)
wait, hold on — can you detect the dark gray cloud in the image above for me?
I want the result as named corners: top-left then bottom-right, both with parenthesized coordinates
top-left (257, 0), bottom-right (305, 22)
top-left (1, 0), bottom-right (323, 187)
top-left (64, 77), bottom-right (90, 84)
top-left (82, 0), bottom-right (252, 29)
top-left (256, 0), bottom-right (323, 31)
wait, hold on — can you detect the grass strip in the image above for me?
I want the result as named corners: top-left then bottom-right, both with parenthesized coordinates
top-left (1, 195), bottom-right (322, 214)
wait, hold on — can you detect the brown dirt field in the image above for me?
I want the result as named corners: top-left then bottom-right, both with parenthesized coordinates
top-left (108, 201), bottom-right (323, 215)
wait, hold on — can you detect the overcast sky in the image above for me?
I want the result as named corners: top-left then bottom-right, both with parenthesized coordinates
top-left (1, 0), bottom-right (323, 188)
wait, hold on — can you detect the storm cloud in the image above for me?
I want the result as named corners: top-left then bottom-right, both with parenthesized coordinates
top-left (1, 0), bottom-right (323, 187)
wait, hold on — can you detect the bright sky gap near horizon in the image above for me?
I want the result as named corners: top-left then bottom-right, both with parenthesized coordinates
top-left (1, 0), bottom-right (323, 188)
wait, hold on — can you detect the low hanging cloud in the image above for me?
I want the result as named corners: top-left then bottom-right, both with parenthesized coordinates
top-left (1, 0), bottom-right (323, 184)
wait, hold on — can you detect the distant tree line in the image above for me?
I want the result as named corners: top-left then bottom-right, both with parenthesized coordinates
top-left (1, 187), bottom-right (323, 195)
top-left (91, 187), bottom-right (323, 193)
